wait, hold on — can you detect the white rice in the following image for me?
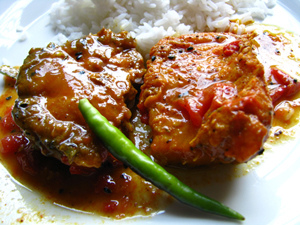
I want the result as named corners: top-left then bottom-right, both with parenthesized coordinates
top-left (49, 0), bottom-right (276, 58)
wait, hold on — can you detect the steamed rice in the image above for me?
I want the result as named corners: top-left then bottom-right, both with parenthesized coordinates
top-left (49, 0), bottom-right (276, 57)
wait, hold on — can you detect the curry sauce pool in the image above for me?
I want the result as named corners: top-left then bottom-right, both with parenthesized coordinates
top-left (79, 98), bottom-right (245, 220)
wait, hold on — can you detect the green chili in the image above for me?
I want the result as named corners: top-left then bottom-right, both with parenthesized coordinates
top-left (78, 98), bottom-right (245, 220)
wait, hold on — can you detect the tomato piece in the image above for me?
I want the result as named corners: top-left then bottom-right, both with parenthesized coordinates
top-left (223, 40), bottom-right (241, 56)
top-left (269, 86), bottom-right (286, 103)
top-left (0, 133), bottom-right (28, 154)
top-left (0, 106), bottom-right (19, 133)
top-left (0, 132), bottom-right (40, 175)
top-left (177, 83), bottom-right (237, 127)
top-left (15, 144), bottom-right (39, 176)
top-left (61, 155), bottom-right (70, 165)
top-left (270, 67), bottom-right (300, 103)
top-left (177, 98), bottom-right (204, 127)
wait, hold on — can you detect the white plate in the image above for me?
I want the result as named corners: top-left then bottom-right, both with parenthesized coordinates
top-left (1, 0), bottom-right (300, 224)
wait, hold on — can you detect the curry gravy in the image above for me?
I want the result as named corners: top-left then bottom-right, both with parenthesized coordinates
top-left (1, 25), bottom-right (300, 221)
top-left (0, 76), bottom-right (170, 220)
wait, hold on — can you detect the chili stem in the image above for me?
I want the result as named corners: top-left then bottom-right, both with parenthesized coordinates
top-left (78, 98), bottom-right (245, 220)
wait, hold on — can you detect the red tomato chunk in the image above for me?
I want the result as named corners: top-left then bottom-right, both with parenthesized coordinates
top-left (0, 106), bottom-right (18, 133)
top-left (270, 67), bottom-right (300, 103)
top-left (0, 134), bottom-right (28, 154)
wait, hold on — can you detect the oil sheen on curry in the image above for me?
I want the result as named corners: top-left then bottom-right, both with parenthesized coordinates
top-left (138, 26), bottom-right (300, 167)
top-left (12, 28), bottom-right (145, 169)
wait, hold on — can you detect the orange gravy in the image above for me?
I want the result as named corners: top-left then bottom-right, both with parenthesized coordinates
top-left (1, 25), bottom-right (300, 221)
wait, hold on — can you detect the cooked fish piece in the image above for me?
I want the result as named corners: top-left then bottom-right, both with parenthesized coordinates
top-left (12, 28), bottom-right (145, 168)
top-left (138, 32), bottom-right (273, 166)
